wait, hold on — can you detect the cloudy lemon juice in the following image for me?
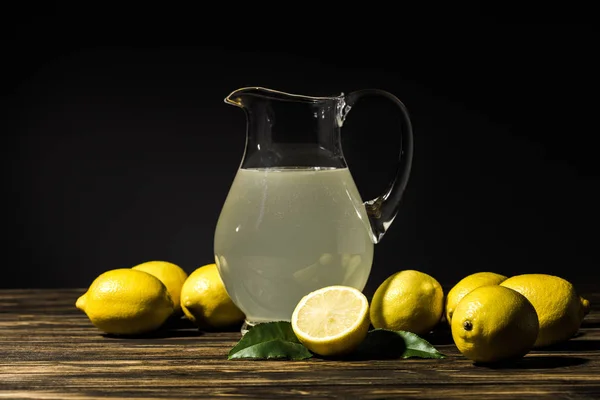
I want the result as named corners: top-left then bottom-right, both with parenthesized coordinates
top-left (214, 167), bottom-right (374, 326)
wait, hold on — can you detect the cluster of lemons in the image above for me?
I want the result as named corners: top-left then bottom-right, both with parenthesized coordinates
top-left (444, 271), bottom-right (590, 363)
top-left (75, 261), bottom-right (245, 335)
top-left (76, 263), bottom-right (591, 365)
top-left (292, 270), bottom-right (591, 363)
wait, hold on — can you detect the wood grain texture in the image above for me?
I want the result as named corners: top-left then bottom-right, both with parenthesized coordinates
top-left (0, 286), bottom-right (599, 399)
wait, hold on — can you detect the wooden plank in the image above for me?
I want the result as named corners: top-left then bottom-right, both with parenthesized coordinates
top-left (0, 288), bottom-right (598, 399)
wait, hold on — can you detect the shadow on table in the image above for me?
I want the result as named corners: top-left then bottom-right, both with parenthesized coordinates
top-left (102, 329), bottom-right (202, 340)
top-left (475, 355), bottom-right (589, 369)
top-left (100, 316), bottom-right (243, 339)
top-left (423, 326), bottom-right (454, 346)
top-left (581, 320), bottom-right (600, 329)
top-left (535, 337), bottom-right (600, 352)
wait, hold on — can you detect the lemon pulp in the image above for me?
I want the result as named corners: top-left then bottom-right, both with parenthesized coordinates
top-left (291, 285), bottom-right (370, 356)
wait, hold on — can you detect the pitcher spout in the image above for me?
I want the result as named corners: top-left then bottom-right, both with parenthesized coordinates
top-left (224, 87), bottom-right (257, 107)
top-left (224, 87), bottom-right (344, 108)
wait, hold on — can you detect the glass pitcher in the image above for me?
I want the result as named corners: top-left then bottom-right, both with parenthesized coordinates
top-left (214, 87), bottom-right (413, 333)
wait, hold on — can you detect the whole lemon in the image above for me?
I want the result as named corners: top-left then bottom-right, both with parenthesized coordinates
top-left (445, 272), bottom-right (508, 325)
top-left (180, 263), bottom-right (245, 329)
top-left (500, 274), bottom-right (591, 347)
top-left (75, 268), bottom-right (175, 335)
top-left (451, 285), bottom-right (539, 364)
top-left (132, 261), bottom-right (188, 315)
top-left (370, 270), bottom-right (444, 335)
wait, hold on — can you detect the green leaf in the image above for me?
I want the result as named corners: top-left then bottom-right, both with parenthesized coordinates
top-left (229, 340), bottom-right (312, 360)
top-left (227, 321), bottom-right (313, 360)
top-left (352, 329), bottom-right (446, 360)
top-left (227, 322), bottom-right (444, 361)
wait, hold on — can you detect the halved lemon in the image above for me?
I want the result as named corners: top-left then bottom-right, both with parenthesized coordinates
top-left (291, 285), bottom-right (370, 357)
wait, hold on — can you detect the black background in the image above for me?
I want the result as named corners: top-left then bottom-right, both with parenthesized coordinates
top-left (3, 18), bottom-right (599, 290)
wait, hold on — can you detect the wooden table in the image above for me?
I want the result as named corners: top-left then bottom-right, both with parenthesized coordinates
top-left (1, 287), bottom-right (599, 399)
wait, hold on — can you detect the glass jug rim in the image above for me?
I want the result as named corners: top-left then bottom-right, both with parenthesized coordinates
top-left (225, 86), bottom-right (345, 105)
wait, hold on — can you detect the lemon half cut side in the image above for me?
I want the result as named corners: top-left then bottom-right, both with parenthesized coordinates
top-left (291, 285), bottom-right (370, 357)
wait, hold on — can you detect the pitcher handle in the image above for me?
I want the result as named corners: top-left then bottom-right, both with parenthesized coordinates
top-left (344, 89), bottom-right (414, 243)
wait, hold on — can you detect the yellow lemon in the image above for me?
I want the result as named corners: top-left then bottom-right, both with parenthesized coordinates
top-left (369, 270), bottom-right (444, 335)
top-left (291, 285), bottom-right (370, 357)
top-left (451, 285), bottom-right (539, 364)
top-left (75, 268), bottom-right (174, 335)
top-left (500, 273), bottom-right (591, 347)
top-left (132, 260), bottom-right (188, 315)
top-left (445, 272), bottom-right (508, 324)
top-left (180, 263), bottom-right (245, 329)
